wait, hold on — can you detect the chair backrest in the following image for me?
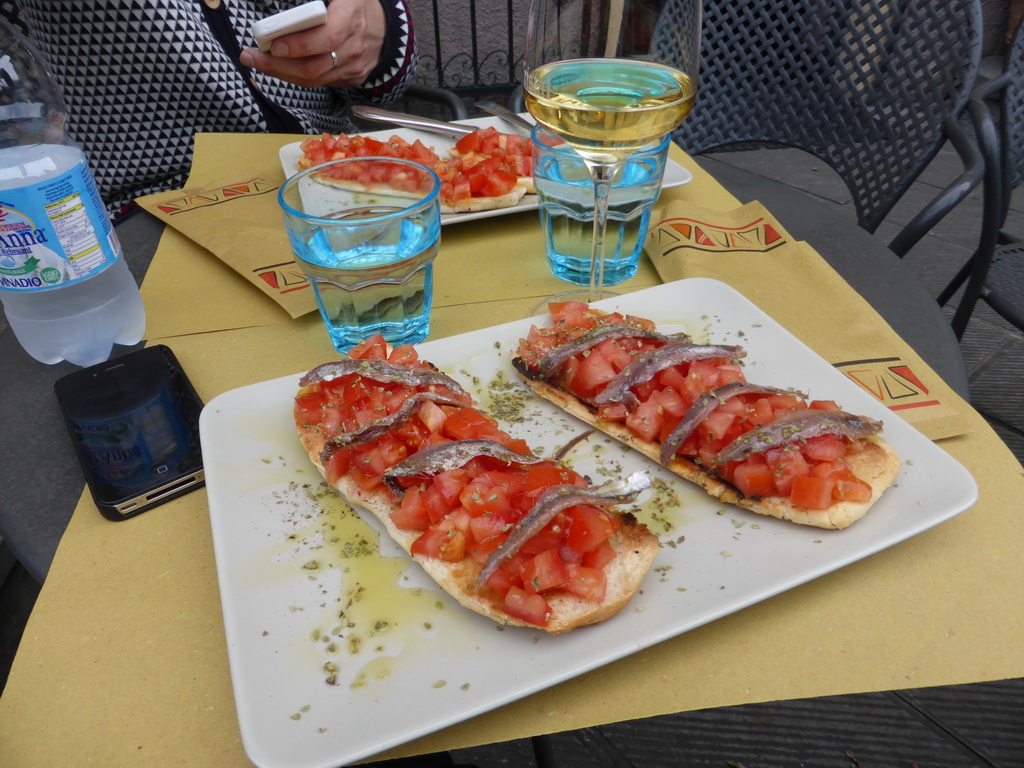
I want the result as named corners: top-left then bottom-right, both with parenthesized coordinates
top-left (1003, 15), bottom-right (1024, 192)
top-left (407, 0), bottom-right (526, 103)
top-left (671, 0), bottom-right (983, 233)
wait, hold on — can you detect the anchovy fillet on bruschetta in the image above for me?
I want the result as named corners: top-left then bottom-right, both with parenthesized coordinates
top-left (293, 335), bottom-right (659, 633)
top-left (511, 302), bottom-right (901, 530)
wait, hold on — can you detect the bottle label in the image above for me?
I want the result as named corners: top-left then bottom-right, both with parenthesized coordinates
top-left (0, 157), bottom-right (120, 292)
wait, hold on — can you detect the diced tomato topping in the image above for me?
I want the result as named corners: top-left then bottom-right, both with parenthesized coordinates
top-left (468, 514), bottom-right (510, 547)
top-left (441, 408), bottom-right (496, 440)
top-left (324, 448), bottom-right (352, 486)
top-left (809, 460), bottom-right (853, 480)
top-left (484, 469), bottom-right (528, 497)
top-left (657, 365), bottom-right (689, 394)
top-left (483, 564), bottom-right (514, 597)
top-left (411, 525), bottom-right (466, 562)
top-left (347, 333), bottom-right (388, 360)
top-left (417, 400), bottom-right (448, 433)
top-left (506, 437), bottom-right (533, 455)
top-left (481, 168), bottom-right (518, 197)
top-left (455, 130), bottom-right (482, 154)
top-left (802, 435), bottom-right (848, 462)
top-left (432, 469), bottom-right (470, 504)
top-left (810, 399), bottom-right (840, 412)
top-left (573, 348), bottom-right (619, 395)
top-left (295, 317), bottom-right (665, 627)
top-left (360, 435), bottom-right (407, 477)
top-left (548, 301), bottom-right (591, 325)
top-left (409, 139), bottom-right (437, 164)
top-left (478, 127), bottom-right (502, 153)
top-left (391, 489), bottom-right (431, 530)
top-left (520, 550), bottom-right (569, 594)
top-left (697, 434), bottom-right (731, 469)
top-left (422, 484), bottom-right (453, 523)
top-left (563, 565), bottom-right (607, 602)
top-left (524, 463), bottom-right (585, 498)
top-left (699, 407), bottom-right (736, 443)
top-left (349, 465), bottom-right (382, 491)
top-left (503, 587), bottom-right (550, 627)
top-left (717, 364), bottom-right (747, 385)
top-left (651, 387), bottom-right (687, 417)
top-left (625, 397), bottom-right (664, 443)
top-left (747, 396), bottom-right (776, 425)
top-left (507, 152), bottom-right (531, 177)
top-left (564, 505), bottom-right (618, 553)
top-left (460, 477), bottom-right (513, 518)
top-left (388, 344), bottom-right (419, 365)
top-left (767, 393), bottom-right (803, 413)
top-left (510, 304), bottom-right (879, 514)
top-left (582, 539), bottom-right (617, 569)
top-left (764, 448), bottom-right (810, 496)
top-left (298, 127), bottom-right (530, 209)
top-left (518, 520), bottom-right (566, 556)
top-left (833, 478), bottom-right (873, 503)
top-left (732, 456), bottom-right (775, 498)
top-left (790, 475), bottom-right (837, 509)
top-left (632, 378), bottom-right (660, 403)
top-left (598, 402), bottom-right (629, 422)
top-left (592, 339), bottom-right (632, 372)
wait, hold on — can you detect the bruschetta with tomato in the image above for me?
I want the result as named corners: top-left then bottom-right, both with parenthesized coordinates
top-left (512, 302), bottom-right (901, 530)
top-left (296, 127), bottom-right (533, 215)
top-left (293, 334), bottom-right (659, 633)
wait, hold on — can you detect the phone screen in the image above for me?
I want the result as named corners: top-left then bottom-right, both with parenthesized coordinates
top-left (54, 345), bottom-right (205, 520)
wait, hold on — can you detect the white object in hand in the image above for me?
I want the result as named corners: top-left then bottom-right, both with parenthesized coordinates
top-left (251, 1), bottom-right (328, 52)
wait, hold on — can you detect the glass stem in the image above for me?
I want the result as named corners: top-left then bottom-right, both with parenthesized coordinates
top-left (587, 161), bottom-right (622, 304)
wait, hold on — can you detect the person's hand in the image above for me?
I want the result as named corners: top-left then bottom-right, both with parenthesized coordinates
top-left (240, 0), bottom-right (386, 89)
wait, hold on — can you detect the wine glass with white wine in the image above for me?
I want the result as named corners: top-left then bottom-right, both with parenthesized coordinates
top-left (524, 0), bottom-right (701, 303)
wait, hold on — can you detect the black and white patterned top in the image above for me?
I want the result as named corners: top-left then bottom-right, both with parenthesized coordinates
top-left (17, 0), bottom-right (417, 219)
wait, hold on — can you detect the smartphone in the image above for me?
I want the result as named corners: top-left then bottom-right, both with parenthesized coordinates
top-left (251, 1), bottom-right (328, 51)
top-left (54, 345), bottom-right (205, 521)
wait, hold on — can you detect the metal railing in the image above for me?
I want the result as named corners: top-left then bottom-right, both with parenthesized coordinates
top-left (409, 0), bottom-right (526, 102)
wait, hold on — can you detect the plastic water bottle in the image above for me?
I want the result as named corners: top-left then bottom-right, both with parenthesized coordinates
top-left (0, 19), bottom-right (144, 367)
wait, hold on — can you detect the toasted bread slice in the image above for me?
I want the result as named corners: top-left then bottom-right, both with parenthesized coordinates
top-left (311, 172), bottom-right (528, 215)
top-left (512, 359), bottom-right (901, 530)
top-left (296, 394), bottom-right (659, 634)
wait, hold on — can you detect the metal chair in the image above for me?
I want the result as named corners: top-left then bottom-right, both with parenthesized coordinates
top-left (408, 0), bottom-right (525, 105)
top-left (940, 17), bottom-right (1024, 339)
top-left (669, 0), bottom-right (984, 257)
top-left (391, 84), bottom-right (468, 120)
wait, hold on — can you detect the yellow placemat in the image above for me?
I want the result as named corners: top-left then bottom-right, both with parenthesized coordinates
top-left (136, 174), bottom-right (316, 318)
top-left (645, 200), bottom-right (970, 440)
top-left (4, 143), bottom-right (1024, 768)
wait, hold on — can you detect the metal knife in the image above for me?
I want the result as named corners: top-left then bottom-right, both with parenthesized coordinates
top-left (350, 105), bottom-right (476, 136)
top-left (475, 102), bottom-right (535, 135)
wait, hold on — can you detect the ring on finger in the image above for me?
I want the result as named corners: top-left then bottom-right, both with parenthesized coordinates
top-left (329, 50), bottom-right (339, 70)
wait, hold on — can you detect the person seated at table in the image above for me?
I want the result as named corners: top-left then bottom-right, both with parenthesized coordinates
top-left (15, 0), bottom-right (417, 221)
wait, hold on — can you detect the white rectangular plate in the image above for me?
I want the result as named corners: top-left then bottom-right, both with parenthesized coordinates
top-left (278, 115), bottom-right (692, 225)
top-left (201, 278), bottom-right (976, 768)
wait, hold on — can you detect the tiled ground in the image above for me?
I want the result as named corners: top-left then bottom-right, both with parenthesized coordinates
top-left (2, 130), bottom-right (1022, 765)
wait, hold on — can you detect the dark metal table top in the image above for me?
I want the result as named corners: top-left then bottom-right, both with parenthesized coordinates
top-left (0, 166), bottom-right (969, 583)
